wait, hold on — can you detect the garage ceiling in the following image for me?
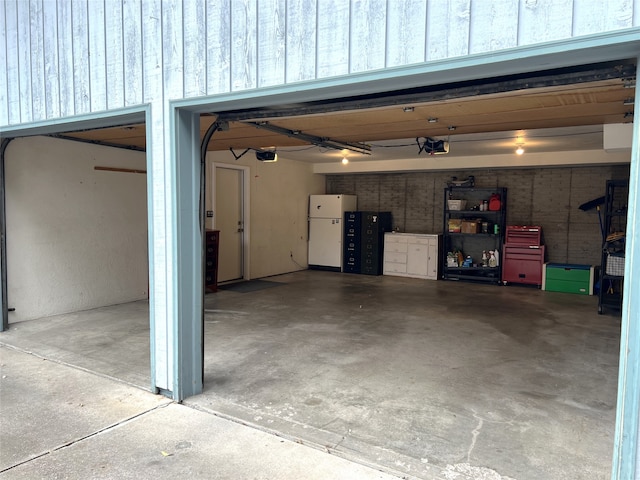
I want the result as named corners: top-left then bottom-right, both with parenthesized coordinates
top-left (58, 61), bottom-right (636, 163)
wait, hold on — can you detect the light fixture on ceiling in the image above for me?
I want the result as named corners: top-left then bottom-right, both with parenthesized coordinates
top-left (515, 136), bottom-right (525, 155)
top-left (341, 157), bottom-right (349, 165)
top-left (403, 106), bottom-right (415, 113)
top-left (448, 126), bottom-right (456, 131)
top-left (623, 97), bottom-right (635, 106)
top-left (427, 117), bottom-right (438, 123)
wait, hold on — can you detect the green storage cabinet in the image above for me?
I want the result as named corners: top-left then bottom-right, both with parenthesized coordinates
top-left (542, 263), bottom-right (594, 295)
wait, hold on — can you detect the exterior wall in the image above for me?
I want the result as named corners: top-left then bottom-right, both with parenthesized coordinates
top-left (206, 152), bottom-right (325, 279)
top-left (1, 0), bottom-right (639, 126)
top-left (1, 0), bottom-right (639, 393)
top-left (5, 136), bottom-right (148, 323)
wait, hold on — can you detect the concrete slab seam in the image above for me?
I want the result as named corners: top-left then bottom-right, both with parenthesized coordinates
top-left (0, 401), bottom-right (173, 475)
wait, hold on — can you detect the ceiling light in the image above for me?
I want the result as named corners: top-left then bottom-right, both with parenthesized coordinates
top-left (515, 146), bottom-right (524, 155)
top-left (403, 106), bottom-right (415, 113)
top-left (623, 98), bottom-right (635, 106)
top-left (448, 126), bottom-right (456, 131)
top-left (341, 157), bottom-right (349, 165)
top-left (427, 118), bottom-right (438, 123)
top-left (515, 136), bottom-right (525, 155)
top-left (623, 78), bottom-right (636, 88)
top-left (624, 111), bottom-right (634, 118)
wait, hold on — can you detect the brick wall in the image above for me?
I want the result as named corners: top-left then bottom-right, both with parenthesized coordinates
top-left (326, 165), bottom-right (630, 265)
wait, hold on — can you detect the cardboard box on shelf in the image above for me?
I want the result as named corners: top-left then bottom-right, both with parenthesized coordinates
top-left (448, 219), bottom-right (462, 233)
top-left (461, 220), bottom-right (480, 234)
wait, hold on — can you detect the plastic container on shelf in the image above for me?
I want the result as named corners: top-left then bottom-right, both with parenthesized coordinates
top-left (447, 199), bottom-right (467, 210)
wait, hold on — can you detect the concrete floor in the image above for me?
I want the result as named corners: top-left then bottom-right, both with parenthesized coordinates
top-left (0, 270), bottom-right (620, 479)
top-left (0, 346), bottom-right (397, 480)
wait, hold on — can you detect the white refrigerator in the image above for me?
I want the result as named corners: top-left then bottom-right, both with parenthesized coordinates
top-left (308, 194), bottom-right (357, 271)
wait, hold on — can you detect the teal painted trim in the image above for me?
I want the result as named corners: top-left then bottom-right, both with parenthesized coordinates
top-left (169, 106), bottom-right (179, 401)
top-left (174, 28), bottom-right (640, 115)
top-left (0, 105), bottom-right (147, 137)
top-left (170, 107), bottom-right (203, 401)
top-left (143, 105), bottom-right (157, 394)
top-left (611, 59), bottom-right (640, 480)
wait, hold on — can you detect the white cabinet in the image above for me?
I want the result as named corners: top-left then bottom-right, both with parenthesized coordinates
top-left (383, 233), bottom-right (440, 280)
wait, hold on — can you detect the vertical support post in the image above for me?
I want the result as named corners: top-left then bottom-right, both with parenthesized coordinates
top-left (0, 138), bottom-right (10, 332)
top-left (611, 60), bottom-right (640, 480)
top-left (171, 108), bottom-right (203, 400)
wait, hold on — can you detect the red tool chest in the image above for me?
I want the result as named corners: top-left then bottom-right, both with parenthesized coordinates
top-left (505, 225), bottom-right (542, 246)
top-left (502, 226), bottom-right (545, 286)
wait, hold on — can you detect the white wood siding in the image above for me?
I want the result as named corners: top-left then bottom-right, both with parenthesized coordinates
top-left (426, 0), bottom-right (471, 60)
top-left (573, 0), bottom-right (636, 36)
top-left (57, 0), bottom-right (74, 117)
top-left (105, 0), bottom-right (125, 109)
top-left (518, 0), bottom-right (574, 45)
top-left (2, 0), bottom-right (639, 125)
top-left (28, 0), bottom-right (45, 120)
top-left (231, 0), bottom-right (257, 91)
top-left (88, 1), bottom-right (106, 112)
top-left (71, 0), bottom-right (90, 114)
top-left (123, 0), bottom-right (143, 106)
top-left (206, 0), bottom-right (232, 93)
top-left (183, 0), bottom-right (207, 97)
top-left (42, 0), bottom-right (60, 118)
top-left (286, 0), bottom-right (316, 83)
top-left (469, 0), bottom-right (519, 53)
top-left (16, 0), bottom-right (33, 122)
top-left (350, 0), bottom-right (387, 72)
top-left (0, 1), bottom-right (9, 124)
top-left (387, 0), bottom-right (427, 67)
top-left (257, 0), bottom-right (285, 87)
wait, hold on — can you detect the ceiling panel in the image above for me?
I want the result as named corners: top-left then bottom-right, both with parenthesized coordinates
top-left (58, 68), bottom-right (634, 162)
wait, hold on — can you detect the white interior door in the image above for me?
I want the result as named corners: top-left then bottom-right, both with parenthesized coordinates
top-left (215, 167), bottom-right (244, 282)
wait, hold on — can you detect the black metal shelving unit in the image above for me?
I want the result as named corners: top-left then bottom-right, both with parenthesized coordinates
top-left (442, 187), bottom-right (507, 284)
top-left (598, 179), bottom-right (628, 315)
